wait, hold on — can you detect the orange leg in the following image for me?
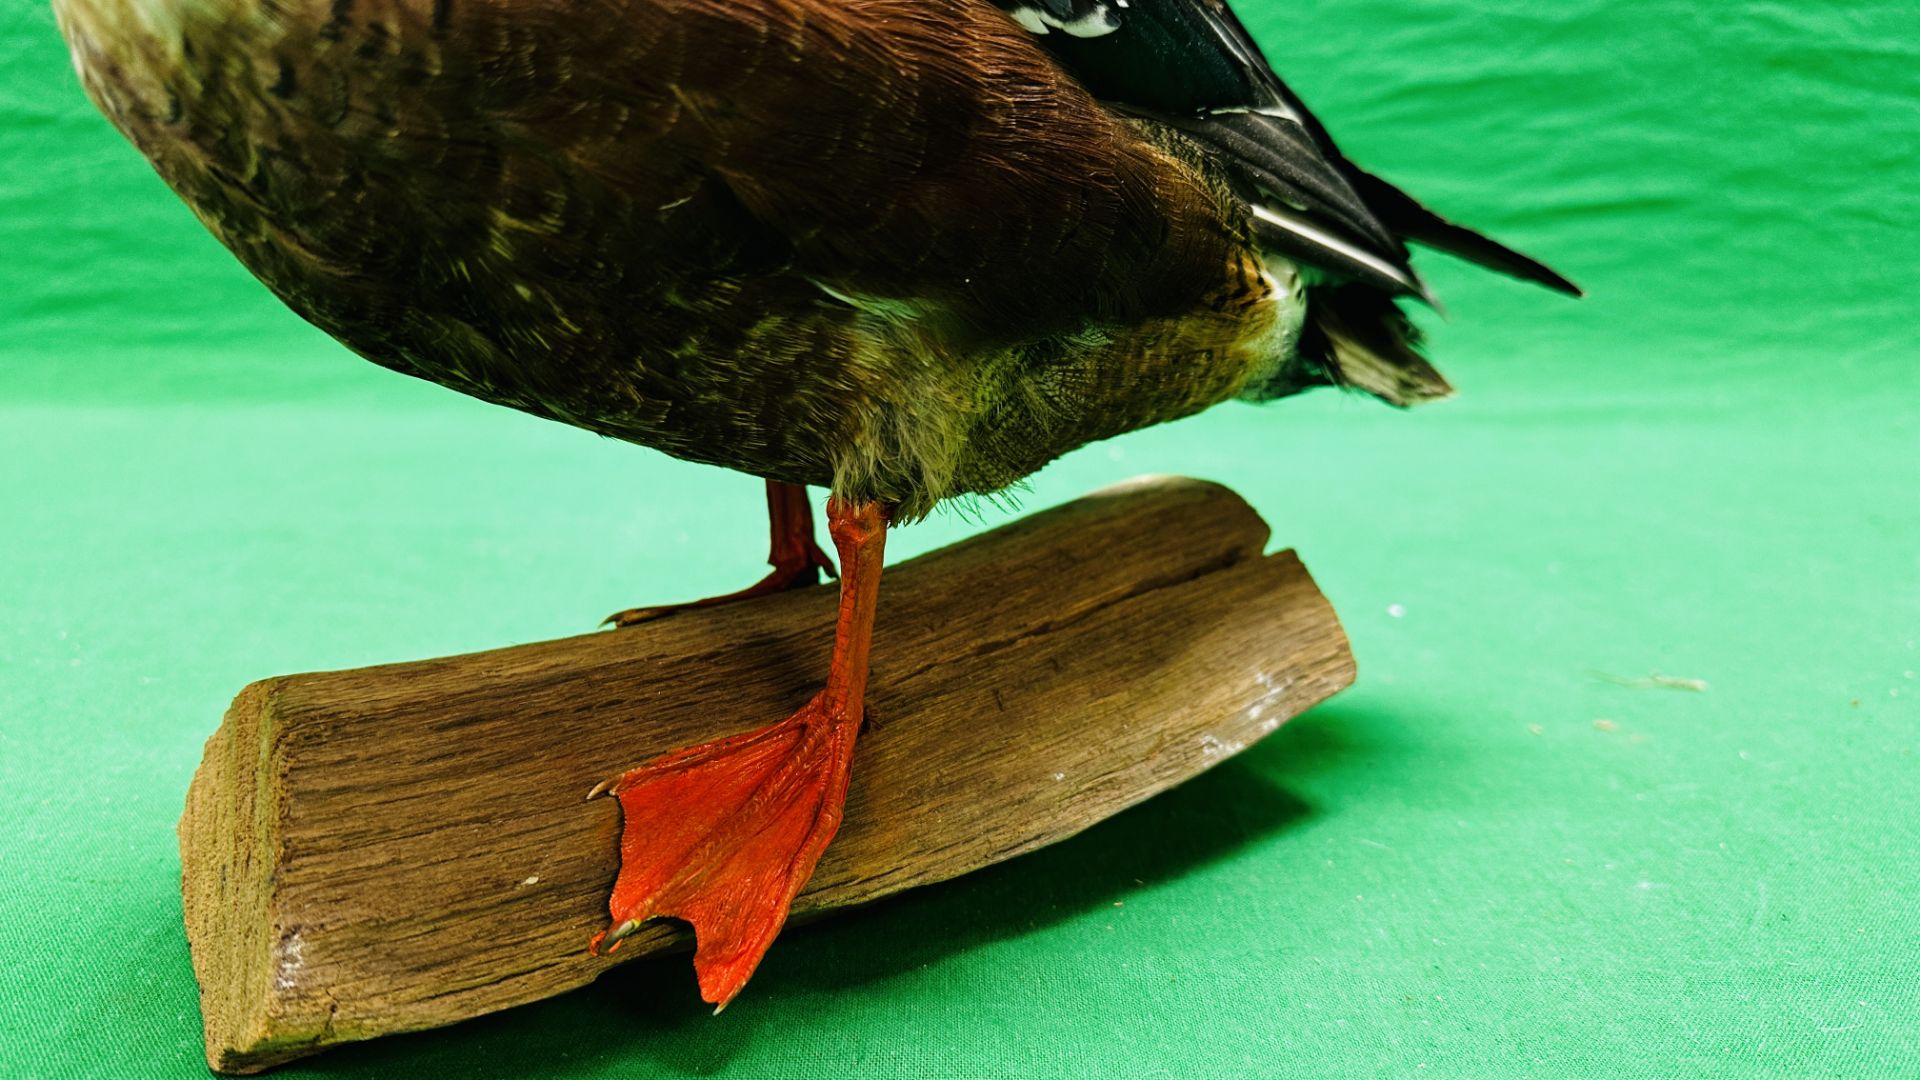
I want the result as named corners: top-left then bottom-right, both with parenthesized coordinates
top-left (603, 480), bottom-right (837, 628)
top-left (588, 496), bottom-right (889, 1011)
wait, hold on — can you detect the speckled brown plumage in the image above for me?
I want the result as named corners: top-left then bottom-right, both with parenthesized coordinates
top-left (58, 0), bottom-right (1582, 1014)
top-left (54, 0), bottom-right (1323, 518)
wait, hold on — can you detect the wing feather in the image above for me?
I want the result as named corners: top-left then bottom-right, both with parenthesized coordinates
top-left (611, 0), bottom-right (1240, 336)
top-left (993, 0), bottom-right (1575, 297)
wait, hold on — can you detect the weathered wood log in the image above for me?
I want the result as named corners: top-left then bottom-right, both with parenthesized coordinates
top-left (179, 476), bottom-right (1355, 1073)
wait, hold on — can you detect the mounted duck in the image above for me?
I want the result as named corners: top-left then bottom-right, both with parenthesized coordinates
top-left (54, 0), bottom-right (1576, 1010)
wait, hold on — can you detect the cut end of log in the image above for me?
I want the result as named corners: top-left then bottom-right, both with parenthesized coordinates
top-left (179, 678), bottom-right (332, 1073)
top-left (179, 476), bottom-right (1355, 1073)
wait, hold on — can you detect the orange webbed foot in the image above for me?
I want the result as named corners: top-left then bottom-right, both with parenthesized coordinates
top-left (600, 538), bottom-right (835, 628)
top-left (590, 495), bottom-right (887, 1009)
top-left (603, 480), bottom-right (836, 629)
top-left (588, 693), bottom-right (861, 1010)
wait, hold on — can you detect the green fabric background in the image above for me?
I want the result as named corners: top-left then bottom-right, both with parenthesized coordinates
top-left (3, 0), bottom-right (1917, 1075)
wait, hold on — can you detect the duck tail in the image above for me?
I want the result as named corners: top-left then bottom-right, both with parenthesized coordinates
top-left (1297, 284), bottom-right (1453, 407)
top-left (1344, 169), bottom-right (1584, 298)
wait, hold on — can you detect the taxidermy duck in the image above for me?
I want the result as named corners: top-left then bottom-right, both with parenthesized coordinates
top-left (55, 0), bottom-right (1576, 1010)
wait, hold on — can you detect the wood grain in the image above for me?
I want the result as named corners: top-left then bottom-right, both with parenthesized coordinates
top-left (179, 476), bottom-right (1355, 1072)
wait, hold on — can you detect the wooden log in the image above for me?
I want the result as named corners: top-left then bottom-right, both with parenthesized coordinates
top-left (178, 476), bottom-right (1355, 1073)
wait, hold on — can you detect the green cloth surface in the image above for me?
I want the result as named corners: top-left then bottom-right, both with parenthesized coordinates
top-left (3, 0), bottom-right (1916, 1075)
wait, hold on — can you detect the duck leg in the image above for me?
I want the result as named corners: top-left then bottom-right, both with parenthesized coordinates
top-left (588, 496), bottom-right (889, 1010)
top-left (603, 480), bottom-right (837, 628)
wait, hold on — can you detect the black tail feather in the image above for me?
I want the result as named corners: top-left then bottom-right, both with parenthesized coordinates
top-left (1150, 110), bottom-right (1426, 298)
top-left (1346, 169), bottom-right (1583, 297)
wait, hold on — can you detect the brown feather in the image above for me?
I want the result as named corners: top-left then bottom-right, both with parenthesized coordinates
top-left (54, 0), bottom-right (1329, 516)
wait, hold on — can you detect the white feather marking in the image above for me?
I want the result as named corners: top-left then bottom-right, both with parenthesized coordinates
top-left (1205, 102), bottom-right (1305, 124)
top-left (1235, 257), bottom-right (1308, 397)
top-left (1249, 204), bottom-right (1423, 295)
top-left (1052, 7), bottom-right (1121, 37)
top-left (1008, 7), bottom-right (1050, 33)
top-left (1007, 4), bottom-right (1121, 38)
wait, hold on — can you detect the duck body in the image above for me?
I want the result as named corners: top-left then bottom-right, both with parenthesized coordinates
top-left (54, 0), bottom-right (1570, 519)
top-left (56, 0), bottom-right (1579, 1011)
